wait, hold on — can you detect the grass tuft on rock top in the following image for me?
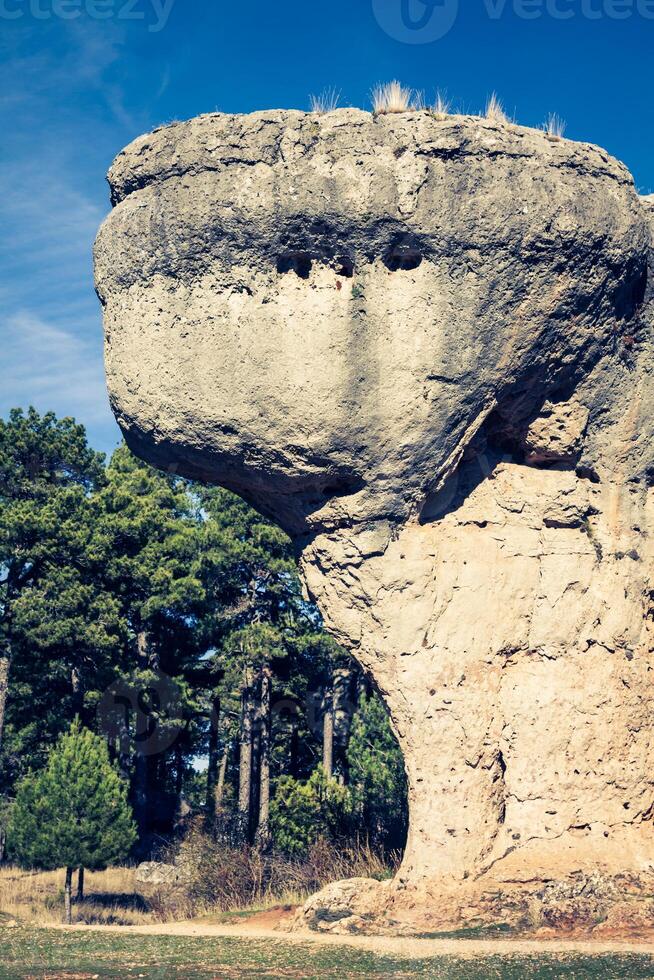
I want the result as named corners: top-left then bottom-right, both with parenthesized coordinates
top-left (371, 81), bottom-right (413, 114)
top-left (309, 88), bottom-right (341, 113)
top-left (485, 93), bottom-right (510, 124)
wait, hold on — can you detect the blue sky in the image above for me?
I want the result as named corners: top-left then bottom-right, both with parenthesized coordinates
top-left (2, 0), bottom-right (654, 457)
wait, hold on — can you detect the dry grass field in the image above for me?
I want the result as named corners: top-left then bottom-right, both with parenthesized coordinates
top-left (4, 869), bottom-right (654, 977)
top-left (0, 843), bottom-right (387, 926)
top-left (0, 866), bottom-right (152, 926)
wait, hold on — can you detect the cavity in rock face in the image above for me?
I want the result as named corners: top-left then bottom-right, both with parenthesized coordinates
top-left (95, 109), bottom-right (654, 928)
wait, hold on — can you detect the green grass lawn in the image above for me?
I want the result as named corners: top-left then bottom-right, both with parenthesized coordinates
top-left (1, 928), bottom-right (654, 979)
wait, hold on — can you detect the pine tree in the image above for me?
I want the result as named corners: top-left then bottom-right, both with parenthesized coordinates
top-left (346, 695), bottom-right (408, 853)
top-left (0, 408), bottom-right (107, 756)
top-left (269, 767), bottom-right (352, 858)
top-left (8, 720), bottom-right (136, 922)
top-left (93, 445), bottom-right (208, 842)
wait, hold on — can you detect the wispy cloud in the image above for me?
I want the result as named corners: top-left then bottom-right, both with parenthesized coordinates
top-left (0, 21), bottom-right (136, 453)
top-left (0, 21), bottom-right (126, 122)
top-left (0, 154), bottom-right (114, 444)
top-left (156, 64), bottom-right (172, 100)
top-left (0, 167), bottom-right (119, 450)
top-left (0, 163), bottom-right (104, 306)
top-left (1, 310), bottom-right (111, 428)
top-left (0, 18), bottom-right (174, 454)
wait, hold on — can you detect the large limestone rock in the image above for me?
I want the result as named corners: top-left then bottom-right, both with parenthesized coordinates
top-left (95, 110), bottom-right (654, 927)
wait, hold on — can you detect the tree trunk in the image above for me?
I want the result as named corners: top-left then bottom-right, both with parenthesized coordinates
top-left (206, 695), bottom-right (221, 819)
top-left (333, 666), bottom-right (355, 744)
top-left (356, 669), bottom-right (372, 704)
top-left (238, 669), bottom-right (254, 840)
top-left (76, 867), bottom-right (84, 902)
top-left (133, 750), bottom-right (149, 844)
top-left (71, 666), bottom-right (83, 719)
top-left (133, 629), bottom-right (154, 844)
top-left (215, 742), bottom-right (229, 812)
top-left (174, 738), bottom-right (184, 801)
top-left (0, 653), bottom-right (10, 755)
top-left (256, 668), bottom-right (272, 849)
top-left (251, 724), bottom-right (261, 838)
top-left (64, 867), bottom-right (73, 924)
top-left (334, 665), bottom-right (357, 785)
top-left (116, 708), bottom-right (131, 782)
top-left (322, 686), bottom-right (334, 779)
top-left (136, 629), bottom-right (155, 668)
top-left (289, 716), bottom-right (299, 778)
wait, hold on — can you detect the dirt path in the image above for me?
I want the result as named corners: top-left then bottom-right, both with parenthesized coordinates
top-left (57, 919), bottom-right (654, 961)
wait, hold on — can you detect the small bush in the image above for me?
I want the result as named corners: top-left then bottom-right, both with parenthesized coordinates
top-left (544, 113), bottom-right (566, 138)
top-left (372, 81), bottom-right (413, 114)
top-left (309, 88), bottom-right (340, 114)
top-left (485, 93), bottom-right (510, 124)
top-left (270, 769), bottom-right (352, 858)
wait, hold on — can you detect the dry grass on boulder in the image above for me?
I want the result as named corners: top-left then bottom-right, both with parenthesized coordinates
top-left (544, 113), bottom-right (566, 138)
top-left (485, 92), bottom-right (510, 124)
top-left (432, 91), bottom-right (451, 118)
top-left (371, 81), bottom-right (413, 114)
top-left (309, 88), bottom-right (341, 114)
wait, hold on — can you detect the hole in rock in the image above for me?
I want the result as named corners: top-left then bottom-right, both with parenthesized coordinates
top-left (320, 473), bottom-right (366, 499)
top-left (576, 466), bottom-right (600, 485)
top-left (277, 252), bottom-right (313, 279)
top-left (336, 256), bottom-right (354, 278)
top-left (296, 473), bottom-right (367, 514)
top-left (383, 247), bottom-right (423, 272)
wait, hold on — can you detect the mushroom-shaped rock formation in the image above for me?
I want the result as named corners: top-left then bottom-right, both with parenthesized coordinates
top-left (95, 110), bottom-right (654, 929)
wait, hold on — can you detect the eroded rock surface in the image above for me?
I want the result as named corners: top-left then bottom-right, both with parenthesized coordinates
top-left (95, 110), bottom-right (654, 929)
top-left (302, 458), bottom-right (654, 886)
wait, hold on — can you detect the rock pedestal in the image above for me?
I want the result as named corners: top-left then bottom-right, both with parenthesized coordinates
top-left (302, 461), bottom-right (654, 890)
top-left (95, 110), bottom-right (654, 927)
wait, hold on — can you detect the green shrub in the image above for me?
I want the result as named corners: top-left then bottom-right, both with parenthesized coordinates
top-left (270, 768), bottom-right (352, 858)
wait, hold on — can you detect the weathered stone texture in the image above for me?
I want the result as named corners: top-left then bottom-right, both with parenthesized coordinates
top-left (302, 460), bottom-right (654, 887)
top-left (95, 110), bottom-right (650, 534)
top-left (95, 110), bottom-right (654, 925)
